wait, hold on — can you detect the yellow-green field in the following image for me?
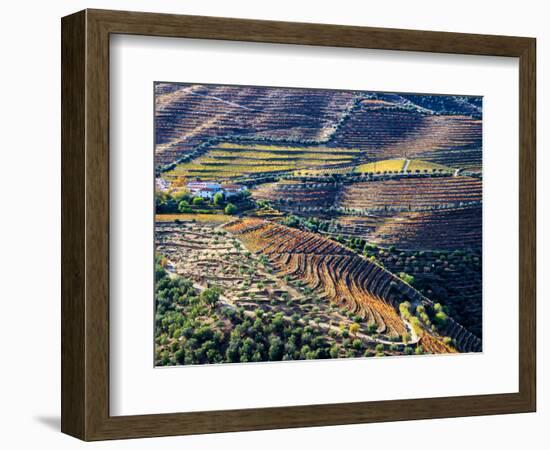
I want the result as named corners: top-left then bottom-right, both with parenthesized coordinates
top-left (155, 213), bottom-right (232, 223)
top-left (355, 159), bottom-right (406, 173)
top-left (355, 158), bottom-right (453, 174)
top-left (164, 142), bottom-right (360, 180)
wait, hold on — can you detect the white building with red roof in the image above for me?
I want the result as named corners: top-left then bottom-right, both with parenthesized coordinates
top-left (186, 181), bottom-right (247, 200)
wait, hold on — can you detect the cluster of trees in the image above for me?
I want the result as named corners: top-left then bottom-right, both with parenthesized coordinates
top-left (221, 310), bottom-right (336, 363)
top-left (276, 169), bottom-right (456, 185)
top-left (155, 189), bottom-right (249, 215)
top-left (399, 300), bottom-right (453, 351)
top-left (400, 94), bottom-right (482, 119)
top-left (155, 260), bottom-right (336, 365)
top-left (282, 214), bottom-right (332, 234)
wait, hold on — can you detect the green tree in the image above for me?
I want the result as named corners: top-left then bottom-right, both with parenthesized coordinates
top-left (434, 311), bottom-right (448, 327)
top-left (398, 272), bottom-right (415, 285)
top-left (155, 191), bottom-right (178, 213)
top-left (367, 323), bottom-right (378, 334)
top-left (174, 348), bottom-right (185, 364)
top-left (224, 203), bottom-right (237, 215)
top-left (213, 191), bottom-right (225, 206)
top-left (200, 287), bottom-right (221, 310)
top-left (192, 196), bottom-right (205, 206)
top-left (155, 254), bottom-right (168, 281)
top-left (251, 351), bottom-right (263, 362)
top-left (178, 200), bottom-right (191, 213)
top-left (268, 336), bottom-right (284, 361)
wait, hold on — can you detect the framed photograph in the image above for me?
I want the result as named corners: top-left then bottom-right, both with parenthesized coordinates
top-left (61, 9), bottom-right (536, 440)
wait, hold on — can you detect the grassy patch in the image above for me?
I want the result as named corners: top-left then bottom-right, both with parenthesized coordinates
top-left (355, 158), bottom-right (453, 174)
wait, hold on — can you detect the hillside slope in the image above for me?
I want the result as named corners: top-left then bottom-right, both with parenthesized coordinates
top-left (155, 83), bottom-right (357, 166)
top-left (155, 84), bottom-right (483, 171)
top-left (224, 218), bottom-right (482, 353)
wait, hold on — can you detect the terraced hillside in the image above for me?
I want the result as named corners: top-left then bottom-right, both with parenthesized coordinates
top-left (155, 218), bottom-right (449, 361)
top-left (224, 218), bottom-right (481, 353)
top-left (251, 180), bottom-right (340, 210)
top-left (328, 102), bottom-right (482, 171)
top-left (155, 83), bottom-right (358, 166)
top-left (374, 247), bottom-right (482, 338)
top-left (251, 175), bottom-right (482, 218)
top-left (338, 176), bottom-right (482, 212)
top-left (163, 142), bottom-right (360, 181)
top-left (154, 84), bottom-right (484, 364)
top-left (330, 206), bottom-right (482, 251)
top-left (155, 84), bottom-right (482, 171)
top-left (323, 236), bottom-right (482, 338)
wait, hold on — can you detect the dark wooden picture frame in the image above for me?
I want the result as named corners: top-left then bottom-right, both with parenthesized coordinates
top-left (61, 9), bottom-right (536, 441)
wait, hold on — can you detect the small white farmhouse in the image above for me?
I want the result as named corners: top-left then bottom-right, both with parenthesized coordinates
top-left (186, 181), bottom-right (247, 200)
top-left (187, 181), bottom-right (222, 199)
